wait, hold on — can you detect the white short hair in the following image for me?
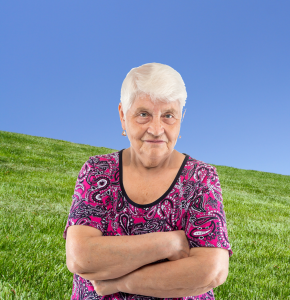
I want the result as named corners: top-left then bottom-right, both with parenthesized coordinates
top-left (120, 62), bottom-right (187, 119)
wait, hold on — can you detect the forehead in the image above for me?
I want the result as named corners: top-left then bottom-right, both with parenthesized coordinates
top-left (131, 94), bottom-right (181, 114)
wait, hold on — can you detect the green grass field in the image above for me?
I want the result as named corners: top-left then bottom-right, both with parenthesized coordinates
top-left (0, 130), bottom-right (289, 300)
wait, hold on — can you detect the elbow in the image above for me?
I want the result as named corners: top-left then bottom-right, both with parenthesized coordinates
top-left (66, 254), bottom-right (93, 275)
top-left (66, 242), bottom-right (88, 274)
top-left (210, 268), bottom-right (229, 288)
top-left (66, 254), bottom-right (95, 275)
top-left (66, 257), bottom-right (108, 281)
top-left (65, 244), bottom-right (107, 280)
top-left (66, 257), bottom-right (81, 274)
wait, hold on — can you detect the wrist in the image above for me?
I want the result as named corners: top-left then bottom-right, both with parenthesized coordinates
top-left (160, 231), bottom-right (175, 258)
top-left (116, 274), bottom-right (131, 294)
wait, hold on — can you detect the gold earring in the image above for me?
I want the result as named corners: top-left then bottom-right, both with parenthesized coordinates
top-left (122, 130), bottom-right (127, 136)
top-left (179, 135), bottom-right (181, 139)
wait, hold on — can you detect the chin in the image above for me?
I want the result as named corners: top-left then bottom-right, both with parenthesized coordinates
top-left (145, 147), bottom-right (168, 154)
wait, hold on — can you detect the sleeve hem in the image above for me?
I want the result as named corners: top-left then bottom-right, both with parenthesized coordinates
top-left (63, 222), bottom-right (105, 240)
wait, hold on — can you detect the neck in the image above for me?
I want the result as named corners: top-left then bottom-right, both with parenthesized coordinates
top-left (123, 148), bottom-right (177, 176)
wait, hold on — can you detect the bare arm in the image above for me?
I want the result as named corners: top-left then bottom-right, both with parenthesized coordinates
top-left (84, 253), bottom-right (219, 298)
top-left (115, 248), bottom-right (228, 297)
top-left (78, 241), bottom-right (229, 298)
top-left (66, 225), bottom-right (173, 280)
top-left (116, 255), bottom-right (217, 298)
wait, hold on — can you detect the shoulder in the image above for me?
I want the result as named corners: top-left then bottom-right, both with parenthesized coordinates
top-left (77, 151), bottom-right (120, 180)
top-left (84, 151), bottom-right (120, 169)
top-left (185, 155), bottom-right (218, 183)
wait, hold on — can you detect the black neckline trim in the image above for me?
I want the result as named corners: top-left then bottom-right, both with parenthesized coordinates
top-left (119, 149), bottom-right (189, 208)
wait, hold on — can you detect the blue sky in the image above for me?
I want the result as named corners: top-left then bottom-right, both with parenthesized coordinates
top-left (1, 1), bottom-right (289, 175)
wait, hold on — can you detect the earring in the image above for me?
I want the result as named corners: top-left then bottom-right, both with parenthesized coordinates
top-left (122, 130), bottom-right (127, 136)
top-left (179, 135), bottom-right (181, 139)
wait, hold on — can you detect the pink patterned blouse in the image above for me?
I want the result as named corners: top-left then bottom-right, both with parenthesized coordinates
top-left (63, 149), bottom-right (233, 300)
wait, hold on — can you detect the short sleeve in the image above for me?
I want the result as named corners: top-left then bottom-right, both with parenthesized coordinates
top-left (184, 164), bottom-right (233, 258)
top-left (63, 158), bottom-right (108, 240)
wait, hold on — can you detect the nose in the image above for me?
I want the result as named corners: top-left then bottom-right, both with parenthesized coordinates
top-left (147, 115), bottom-right (164, 137)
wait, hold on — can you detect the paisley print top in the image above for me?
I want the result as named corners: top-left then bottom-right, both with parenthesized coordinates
top-left (63, 149), bottom-right (233, 300)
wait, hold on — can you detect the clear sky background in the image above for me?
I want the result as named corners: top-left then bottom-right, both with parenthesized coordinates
top-left (1, 1), bottom-right (289, 176)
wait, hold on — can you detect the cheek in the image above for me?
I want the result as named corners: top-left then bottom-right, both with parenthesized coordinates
top-left (169, 128), bottom-right (180, 138)
top-left (131, 124), bottom-right (145, 134)
top-left (127, 127), bottom-right (143, 140)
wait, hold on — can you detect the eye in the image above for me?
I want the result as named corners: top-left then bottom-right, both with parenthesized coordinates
top-left (164, 114), bottom-right (173, 118)
top-left (139, 112), bottom-right (148, 117)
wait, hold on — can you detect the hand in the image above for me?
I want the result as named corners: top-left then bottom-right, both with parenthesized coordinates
top-left (167, 230), bottom-right (190, 261)
top-left (76, 273), bottom-right (121, 296)
top-left (89, 278), bottom-right (120, 296)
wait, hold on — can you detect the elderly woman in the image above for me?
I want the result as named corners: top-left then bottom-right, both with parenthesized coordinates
top-left (64, 63), bottom-right (233, 300)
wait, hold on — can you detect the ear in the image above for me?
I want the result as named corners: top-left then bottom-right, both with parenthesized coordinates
top-left (118, 103), bottom-right (126, 130)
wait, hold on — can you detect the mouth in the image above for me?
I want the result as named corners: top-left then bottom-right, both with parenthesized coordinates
top-left (144, 140), bottom-right (165, 143)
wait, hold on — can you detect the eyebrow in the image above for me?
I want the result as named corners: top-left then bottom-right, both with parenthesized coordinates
top-left (135, 107), bottom-right (179, 115)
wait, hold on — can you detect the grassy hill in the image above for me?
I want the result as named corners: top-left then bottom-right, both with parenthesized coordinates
top-left (0, 130), bottom-right (289, 299)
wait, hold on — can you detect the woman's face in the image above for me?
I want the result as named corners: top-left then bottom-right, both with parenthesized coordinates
top-left (118, 94), bottom-right (182, 162)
